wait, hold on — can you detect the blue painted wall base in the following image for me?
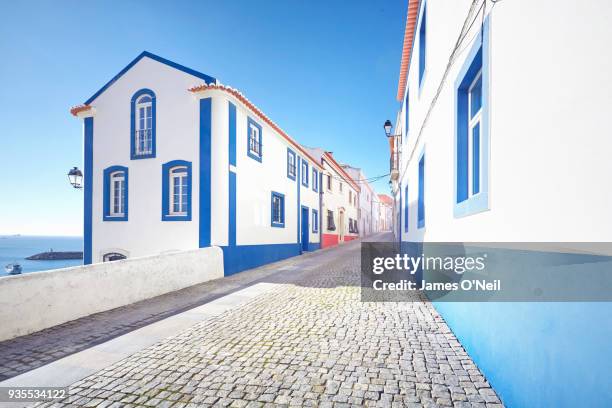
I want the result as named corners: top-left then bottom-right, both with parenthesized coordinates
top-left (222, 243), bottom-right (302, 276)
top-left (433, 301), bottom-right (612, 408)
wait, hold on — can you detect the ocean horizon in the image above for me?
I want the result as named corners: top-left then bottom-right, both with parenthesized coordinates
top-left (0, 235), bottom-right (84, 277)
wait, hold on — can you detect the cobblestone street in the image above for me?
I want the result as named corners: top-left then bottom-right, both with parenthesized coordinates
top-left (30, 234), bottom-right (502, 407)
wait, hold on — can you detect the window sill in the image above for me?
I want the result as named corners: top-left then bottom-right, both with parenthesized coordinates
top-left (131, 153), bottom-right (156, 160)
top-left (247, 151), bottom-right (262, 163)
top-left (287, 173), bottom-right (296, 181)
top-left (271, 222), bottom-right (285, 228)
top-left (454, 192), bottom-right (489, 218)
top-left (103, 215), bottom-right (128, 222)
top-left (162, 214), bottom-right (192, 222)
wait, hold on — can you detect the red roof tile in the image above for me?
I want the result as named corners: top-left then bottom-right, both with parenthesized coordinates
top-left (189, 83), bottom-right (322, 169)
top-left (397, 0), bottom-right (421, 101)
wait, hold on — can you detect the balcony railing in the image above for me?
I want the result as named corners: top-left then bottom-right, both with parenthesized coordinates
top-left (134, 129), bottom-right (153, 156)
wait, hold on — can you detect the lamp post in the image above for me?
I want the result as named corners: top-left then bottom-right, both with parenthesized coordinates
top-left (67, 167), bottom-right (83, 189)
top-left (383, 120), bottom-right (401, 187)
top-left (384, 119), bottom-right (393, 137)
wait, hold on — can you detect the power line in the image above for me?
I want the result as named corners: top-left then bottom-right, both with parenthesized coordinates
top-left (398, 0), bottom-right (498, 180)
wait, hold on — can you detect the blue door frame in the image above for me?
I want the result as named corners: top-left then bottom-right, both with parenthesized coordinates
top-left (301, 206), bottom-right (309, 252)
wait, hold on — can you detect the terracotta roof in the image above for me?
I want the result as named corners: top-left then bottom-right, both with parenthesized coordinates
top-left (378, 194), bottom-right (393, 205)
top-left (322, 152), bottom-right (360, 192)
top-left (70, 104), bottom-right (92, 116)
top-left (396, 0), bottom-right (421, 101)
top-left (189, 83), bottom-right (322, 170)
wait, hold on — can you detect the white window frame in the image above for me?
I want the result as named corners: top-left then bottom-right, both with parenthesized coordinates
top-left (135, 95), bottom-right (153, 156)
top-left (248, 123), bottom-right (261, 156)
top-left (109, 171), bottom-right (125, 217)
top-left (467, 70), bottom-right (483, 198)
top-left (272, 195), bottom-right (283, 224)
top-left (169, 166), bottom-right (188, 216)
top-left (288, 152), bottom-right (296, 178)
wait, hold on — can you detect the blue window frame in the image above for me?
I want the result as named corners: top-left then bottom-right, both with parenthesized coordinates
top-left (287, 148), bottom-right (296, 180)
top-left (404, 184), bottom-right (409, 232)
top-left (162, 160), bottom-right (192, 221)
top-left (103, 166), bottom-right (128, 221)
top-left (418, 153), bottom-right (425, 229)
top-left (271, 191), bottom-right (285, 228)
top-left (247, 117), bottom-right (262, 162)
top-left (405, 89), bottom-right (410, 140)
top-left (312, 209), bottom-right (319, 233)
top-left (454, 16), bottom-right (490, 218)
top-left (301, 160), bottom-right (309, 187)
top-left (418, 2), bottom-right (427, 90)
top-left (312, 168), bottom-right (318, 192)
top-left (130, 89), bottom-right (156, 159)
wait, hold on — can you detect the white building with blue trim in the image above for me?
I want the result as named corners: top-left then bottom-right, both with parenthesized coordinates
top-left (71, 51), bottom-right (322, 275)
top-left (389, 1), bottom-right (612, 407)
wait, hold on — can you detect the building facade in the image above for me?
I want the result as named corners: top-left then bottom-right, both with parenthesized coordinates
top-left (341, 165), bottom-right (376, 237)
top-left (388, 1), bottom-right (612, 407)
top-left (303, 148), bottom-right (360, 248)
top-left (71, 52), bottom-right (322, 275)
top-left (377, 194), bottom-right (393, 231)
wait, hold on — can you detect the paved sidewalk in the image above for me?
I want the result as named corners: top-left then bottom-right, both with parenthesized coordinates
top-left (27, 234), bottom-right (501, 407)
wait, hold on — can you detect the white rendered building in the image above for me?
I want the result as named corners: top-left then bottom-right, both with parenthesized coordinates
top-left (71, 51), bottom-right (322, 274)
top-left (302, 148), bottom-right (359, 248)
top-left (341, 165), bottom-right (377, 237)
top-left (387, 2), bottom-right (612, 407)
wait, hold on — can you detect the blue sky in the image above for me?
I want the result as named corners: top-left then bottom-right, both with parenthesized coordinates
top-left (0, 0), bottom-right (406, 236)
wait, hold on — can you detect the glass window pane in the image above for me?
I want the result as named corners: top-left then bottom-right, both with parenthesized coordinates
top-left (470, 75), bottom-right (482, 118)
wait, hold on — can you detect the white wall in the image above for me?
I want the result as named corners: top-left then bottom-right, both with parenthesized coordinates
top-left (320, 158), bottom-right (359, 239)
top-left (210, 92), bottom-right (322, 247)
top-left (0, 246), bottom-right (224, 341)
top-left (89, 57), bottom-right (203, 262)
top-left (86, 56), bottom-right (322, 265)
top-left (398, 0), bottom-right (612, 243)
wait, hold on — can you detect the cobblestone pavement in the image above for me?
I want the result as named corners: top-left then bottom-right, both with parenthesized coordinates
top-left (0, 244), bottom-right (348, 382)
top-left (31, 234), bottom-right (502, 407)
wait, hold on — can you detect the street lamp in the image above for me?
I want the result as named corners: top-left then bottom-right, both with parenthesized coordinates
top-left (67, 167), bottom-right (83, 189)
top-left (383, 119), bottom-right (393, 137)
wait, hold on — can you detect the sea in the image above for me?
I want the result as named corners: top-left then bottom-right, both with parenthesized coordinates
top-left (0, 235), bottom-right (83, 277)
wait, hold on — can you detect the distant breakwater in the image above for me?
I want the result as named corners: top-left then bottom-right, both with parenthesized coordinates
top-left (26, 251), bottom-right (83, 261)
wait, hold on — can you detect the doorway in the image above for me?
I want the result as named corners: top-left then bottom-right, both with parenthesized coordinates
top-left (301, 206), bottom-right (309, 251)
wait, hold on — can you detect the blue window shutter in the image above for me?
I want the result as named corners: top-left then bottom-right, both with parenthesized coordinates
top-left (419, 4), bottom-right (427, 87)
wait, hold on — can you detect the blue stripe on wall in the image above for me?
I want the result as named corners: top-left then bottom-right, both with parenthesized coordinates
top-left (228, 101), bottom-right (237, 248)
top-left (83, 117), bottom-right (94, 264)
top-left (228, 102), bottom-right (236, 167)
top-left (297, 157), bottom-right (301, 249)
top-left (222, 243), bottom-right (301, 276)
top-left (229, 172), bottom-right (236, 247)
top-left (199, 98), bottom-right (212, 247)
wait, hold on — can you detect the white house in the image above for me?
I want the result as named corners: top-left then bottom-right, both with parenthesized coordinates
top-left (341, 165), bottom-right (377, 237)
top-left (71, 51), bottom-right (322, 275)
top-left (387, 1), bottom-right (612, 407)
top-left (302, 148), bottom-right (359, 248)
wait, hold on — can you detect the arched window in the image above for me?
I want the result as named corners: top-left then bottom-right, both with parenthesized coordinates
top-left (131, 89), bottom-right (156, 159)
top-left (170, 166), bottom-right (188, 215)
top-left (103, 252), bottom-right (127, 262)
top-left (103, 166), bottom-right (129, 221)
top-left (162, 160), bottom-right (192, 221)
